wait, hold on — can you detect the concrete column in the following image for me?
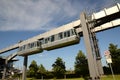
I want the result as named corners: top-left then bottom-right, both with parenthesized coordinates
top-left (80, 12), bottom-right (100, 80)
top-left (97, 60), bottom-right (104, 75)
top-left (2, 60), bottom-right (7, 80)
top-left (22, 56), bottom-right (28, 80)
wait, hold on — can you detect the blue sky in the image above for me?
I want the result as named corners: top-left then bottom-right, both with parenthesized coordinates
top-left (0, 0), bottom-right (120, 70)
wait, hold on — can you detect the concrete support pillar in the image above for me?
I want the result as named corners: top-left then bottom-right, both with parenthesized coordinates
top-left (80, 12), bottom-right (100, 80)
top-left (22, 56), bottom-right (28, 80)
top-left (2, 60), bottom-right (7, 80)
top-left (97, 60), bottom-right (104, 75)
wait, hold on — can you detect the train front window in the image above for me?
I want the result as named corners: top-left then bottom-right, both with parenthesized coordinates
top-left (71, 29), bottom-right (75, 35)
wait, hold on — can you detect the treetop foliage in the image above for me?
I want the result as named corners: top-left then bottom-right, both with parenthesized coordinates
top-left (52, 57), bottom-right (66, 78)
top-left (38, 64), bottom-right (46, 74)
top-left (108, 43), bottom-right (120, 74)
top-left (74, 50), bottom-right (89, 76)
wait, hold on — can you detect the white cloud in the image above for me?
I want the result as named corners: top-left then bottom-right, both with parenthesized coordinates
top-left (0, 0), bottom-right (116, 31)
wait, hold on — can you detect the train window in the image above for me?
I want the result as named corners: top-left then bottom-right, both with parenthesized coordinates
top-left (37, 41), bottom-right (39, 47)
top-left (29, 44), bottom-right (31, 48)
top-left (47, 37), bottom-right (50, 43)
top-left (74, 29), bottom-right (77, 35)
top-left (19, 47), bottom-right (22, 51)
top-left (45, 37), bottom-right (50, 43)
top-left (58, 32), bottom-right (63, 39)
top-left (36, 41), bottom-right (40, 47)
top-left (23, 45), bottom-right (25, 50)
top-left (67, 31), bottom-right (70, 37)
top-left (45, 38), bottom-right (48, 43)
top-left (34, 42), bottom-right (36, 47)
top-left (27, 43), bottom-right (31, 49)
top-left (41, 40), bottom-right (44, 44)
top-left (51, 35), bottom-right (54, 42)
top-left (21, 46), bottom-right (23, 51)
top-left (36, 42), bottom-right (38, 47)
top-left (21, 47), bottom-right (23, 51)
top-left (64, 30), bottom-right (70, 37)
top-left (64, 32), bottom-right (67, 38)
top-left (39, 39), bottom-right (44, 44)
top-left (31, 43), bottom-right (34, 48)
top-left (20, 47), bottom-right (22, 51)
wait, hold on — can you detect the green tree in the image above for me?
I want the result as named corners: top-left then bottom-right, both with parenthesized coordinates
top-left (52, 57), bottom-right (66, 78)
top-left (74, 50), bottom-right (89, 77)
top-left (108, 43), bottom-right (120, 74)
top-left (37, 64), bottom-right (46, 79)
top-left (28, 60), bottom-right (38, 78)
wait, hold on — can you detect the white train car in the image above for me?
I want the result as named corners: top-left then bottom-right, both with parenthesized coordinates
top-left (17, 20), bottom-right (80, 56)
top-left (41, 29), bottom-right (80, 50)
top-left (17, 41), bottom-right (43, 56)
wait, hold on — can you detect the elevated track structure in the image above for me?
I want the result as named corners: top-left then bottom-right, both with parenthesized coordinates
top-left (0, 3), bottom-right (120, 80)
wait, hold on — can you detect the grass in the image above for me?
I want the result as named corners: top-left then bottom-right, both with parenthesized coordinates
top-left (58, 78), bottom-right (84, 80)
top-left (27, 75), bottom-right (120, 80)
top-left (27, 78), bottom-right (83, 80)
top-left (101, 75), bottom-right (120, 80)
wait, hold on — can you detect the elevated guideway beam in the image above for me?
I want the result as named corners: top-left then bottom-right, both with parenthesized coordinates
top-left (92, 3), bottom-right (120, 27)
top-left (93, 19), bottom-right (120, 32)
top-left (0, 19), bottom-right (120, 54)
top-left (0, 44), bottom-right (19, 54)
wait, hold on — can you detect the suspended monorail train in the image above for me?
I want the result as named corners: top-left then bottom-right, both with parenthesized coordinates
top-left (17, 28), bottom-right (80, 56)
top-left (17, 41), bottom-right (43, 56)
top-left (41, 29), bottom-right (80, 50)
